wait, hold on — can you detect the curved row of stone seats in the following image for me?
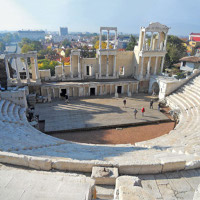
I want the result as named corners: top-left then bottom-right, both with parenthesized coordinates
top-left (135, 75), bottom-right (200, 157)
top-left (0, 99), bottom-right (69, 152)
top-left (1, 82), bottom-right (200, 174)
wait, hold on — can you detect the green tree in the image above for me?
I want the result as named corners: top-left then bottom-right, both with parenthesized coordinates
top-left (126, 35), bottom-right (137, 50)
top-left (21, 44), bottom-right (33, 53)
top-left (65, 48), bottom-right (71, 57)
top-left (61, 39), bottom-right (71, 48)
top-left (30, 41), bottom-right (43, 51)
top-left (165, 35), bottom-right (187, 67)
top-left (19, 38), bottom-right (32, 48)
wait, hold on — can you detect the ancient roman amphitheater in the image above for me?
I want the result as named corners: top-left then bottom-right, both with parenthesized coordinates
top-left (1, 23), bottom-right (200, 200)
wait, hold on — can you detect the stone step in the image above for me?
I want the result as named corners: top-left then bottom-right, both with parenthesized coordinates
top-left (95, 185), bottom-right (114, 200)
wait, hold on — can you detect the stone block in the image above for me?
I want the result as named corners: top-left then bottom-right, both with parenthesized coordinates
top-left (185, 159), bottom-right (200, 170)
top-left (52, 160), bottom-right (94, 172)
top-left (193, 184), bottom-right (200, 200)
top-left (118, 163), bottom-right (162, 174)
top-left (27, 156), bottom-right (52, 171)
top-left (119, 186), bottom-right (156, 200)
top-left (162, 160), bottom-right (186, 172)
top-left (91, 166), bottom-right (118, 185)
top-left (0, 151), bottom-right (28, 167)
top-left (114, 176), bottom-right (141, 199)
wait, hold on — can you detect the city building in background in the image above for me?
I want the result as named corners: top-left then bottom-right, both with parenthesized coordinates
top-left (18, 30), bottom-right (45, 40)
top-left (59, 27), bottom-right (68, 36)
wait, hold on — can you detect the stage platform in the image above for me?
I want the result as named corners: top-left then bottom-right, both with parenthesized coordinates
top-left (35, 94), bottom-right (170, 133)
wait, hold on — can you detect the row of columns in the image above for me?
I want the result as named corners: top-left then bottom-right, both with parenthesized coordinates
top-left (4, 56), bottom-right (40, 84)
top-left (43, 83), bottom-right (138, 99)
top-left (142, 31), bottom-right (168, 51)
top-left (69, 55), bottom-right (81, 78)
top-left (139, 55), bottom-right (165, 79)
top-left (99, 55), bottom-right (117, 78)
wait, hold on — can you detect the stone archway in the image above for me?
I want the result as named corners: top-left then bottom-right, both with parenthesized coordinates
top-left (151, 82), bottom-right (159, 95)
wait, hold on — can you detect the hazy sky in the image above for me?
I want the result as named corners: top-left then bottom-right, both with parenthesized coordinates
top-left (0, 0), bottom-right (200, 36)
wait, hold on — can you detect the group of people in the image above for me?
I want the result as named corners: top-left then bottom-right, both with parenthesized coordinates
top-left (150, 99), bottom-right (160, 111)
top-left (123, 98), bottom-right (161, 119)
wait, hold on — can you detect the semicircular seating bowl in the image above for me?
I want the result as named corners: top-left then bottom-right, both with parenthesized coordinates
top-left (1, 75), bottom-right (200, 174)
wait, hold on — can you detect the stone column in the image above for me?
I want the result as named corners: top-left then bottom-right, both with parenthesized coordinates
top-left (34, 57), bottom-right (40, 83)
top-left (100, 85), bottom-right (102, 95)
top-left (121, 84), bottom-right (124, 94)
top-left (139, 57), bottom-right (144, 79)
top-left (62, 62), bottom-right (65, 78)
top-left (72, 87), bottom-right (75, 97)
top-left (24, 58), bottom-right (30, 83)
top-left (160, 56), bottom-right (165, 74)
top-left (110, 84), bottom-right (112, 95)
top-left (99, 30), bottom-right (102, 49)
top-left (157, 32), bottom-right (160, 50)
top-left (99, 55), bottom-right (102, 78)
top-left (154, 56), bottom-right (158, 75)
top-left (127, 84), bottom-right (130, 96)
top-left (150, 32), bottom-right (154, 50)
top-left (115, 30), bottom-right (117, 49)
top-left (14, 57), bottom-right (21, 83)
top-left (4, 58), bottom-right (11, 81)
top-left (142, 30), bottom-right (146, 50)
top-left (107, 30), bottom-right (109, 49)
top-left (78, 56), bottom-right (81, 78)
top-left (115, 85), bottom-right (118, 97)
top-left (146, 57), bottom-right (152, 78)
top-left (106, 55), bottom-right (109, 77)
top-left (113, 55), bottom-right (116, 77)
top-left (70, 55), bottom-right (73, 78)
top-left (52, 88), bottom-right (55, 98)
top-left (164, 32), bottom-right (168, 50)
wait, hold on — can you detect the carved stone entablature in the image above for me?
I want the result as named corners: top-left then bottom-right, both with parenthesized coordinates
top-left (145, 22), bottom-right (170, 33)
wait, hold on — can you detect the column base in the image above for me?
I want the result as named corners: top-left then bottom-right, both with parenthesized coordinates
top-left (138, 75), bottom-right (144, 80)
top-left (146, 74), bottom-right (150, 79)
top-left (115, 93), bottom-right (119, 98)
top-left (26, 78), bottom-right (31, 84)
top-left (36, 79), bottom-right (41, 84)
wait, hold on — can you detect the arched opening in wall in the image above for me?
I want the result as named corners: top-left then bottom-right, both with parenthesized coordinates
top-left (151, 82), bottom-right (159, 95)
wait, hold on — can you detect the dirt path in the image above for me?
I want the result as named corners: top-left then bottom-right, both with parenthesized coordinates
top-left (50, 121), bottom-right (175, 145)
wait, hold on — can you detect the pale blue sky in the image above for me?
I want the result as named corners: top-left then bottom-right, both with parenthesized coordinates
top-left (0, 0), bottom-right (199, 36)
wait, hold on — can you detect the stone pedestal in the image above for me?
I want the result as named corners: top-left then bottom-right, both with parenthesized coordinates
top-left (91, 166), bottom-right (118, 185)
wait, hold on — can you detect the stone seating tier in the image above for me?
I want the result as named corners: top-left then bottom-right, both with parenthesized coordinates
top-left (1, 74), bottom-right (200, 174)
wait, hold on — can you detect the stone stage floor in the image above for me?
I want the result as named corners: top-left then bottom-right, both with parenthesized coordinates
top-left (35, 94), bottom-right (170, 132)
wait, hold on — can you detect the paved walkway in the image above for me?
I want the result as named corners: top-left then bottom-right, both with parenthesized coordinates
top-left (0, 164), bottom-right (94, 200)
top-left (139, 169), bottom-right (200, 200)
top-left (0, 164), bottom-right (199, 200)
top-left (35, 94), bottom-right (169, 132)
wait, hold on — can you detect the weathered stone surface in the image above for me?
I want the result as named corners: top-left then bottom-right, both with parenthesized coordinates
top-left (114, 176), bottom-right (141, 199)
top-left (162, 160), bottom-right (186, 172)
top-left (91, 166), bottom-right (118, 185)
top-left (27, 156), bottom-right (52, 171)
top-left (119, 186), bottom-right (156, 200)
top-left (52, 159), bottom-right (94, 172)
top-left (193, 184), bottom-right (200, 200)
top-left (118, 163), bottom-right (162, 174)
top-left (0, 151), bottom-right (28, 167)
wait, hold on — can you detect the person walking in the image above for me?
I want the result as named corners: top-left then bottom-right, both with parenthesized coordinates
top-left (141, 107), bottom-right (145, 116)
top-left (65, 94), bottom-right (69, 103)
top-left (133, 108), bottom-right (138, 119)
top-left (123, 99), bottom-right (127, 108)
top-left (150, 99), bottom-right (154, 109)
